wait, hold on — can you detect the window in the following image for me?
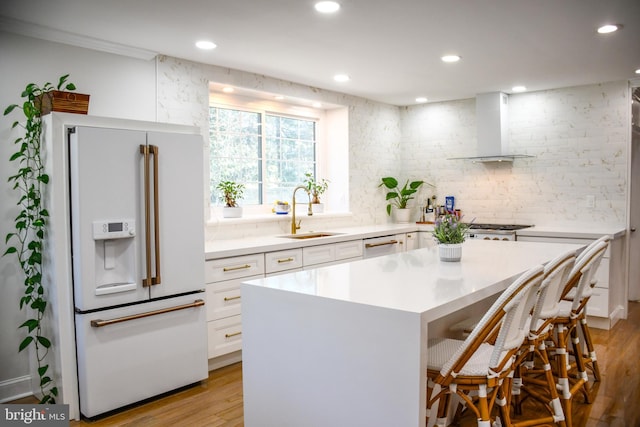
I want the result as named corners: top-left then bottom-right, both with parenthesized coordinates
top-left (209, 106), bottom-right (318, 206)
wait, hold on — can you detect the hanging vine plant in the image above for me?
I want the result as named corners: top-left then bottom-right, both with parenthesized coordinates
top-left (3, 74), bottom-right (77, 404)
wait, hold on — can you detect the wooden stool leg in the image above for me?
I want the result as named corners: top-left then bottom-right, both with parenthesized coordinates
top-left (555, 324), bottom-right (573, 427)
top-left (580, 316), bottom-right (601, 382)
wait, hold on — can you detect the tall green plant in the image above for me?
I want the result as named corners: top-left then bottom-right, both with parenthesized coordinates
top-left (3, 74), bottom-right (76, 404)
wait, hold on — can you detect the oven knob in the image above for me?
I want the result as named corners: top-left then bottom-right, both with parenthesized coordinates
top-left (483, 237), bottom-right (490, 240)
top-left (502, 237), bottom-right (509, 241)
top-left (493, 237), bottom-right (499, 241)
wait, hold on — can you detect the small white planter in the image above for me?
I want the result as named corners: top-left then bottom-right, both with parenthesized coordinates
top-left (222, 206), bottom-right (243, 218)
top-left (311, 203), bottom-right (324, 214)
top-left (438, 243), bottom-right (462, 262)
top-left (393, 208), bottom-right (412, 224)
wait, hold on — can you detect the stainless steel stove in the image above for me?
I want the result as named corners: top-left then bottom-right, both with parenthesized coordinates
top-left (466, 223), bottom-right (533, 241)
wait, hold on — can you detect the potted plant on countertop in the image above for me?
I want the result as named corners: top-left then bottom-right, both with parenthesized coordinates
top-left (432, 213), bottom-right (470, 262)
top-left (304, 172), bottom-right (330, 214)
top-left (217, 180), bottom-right (245, 218)
top-left (378, 177), bottom-right (426, 223)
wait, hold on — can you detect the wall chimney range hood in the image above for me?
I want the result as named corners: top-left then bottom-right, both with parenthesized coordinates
top-left (449, 92), bottom-right (533, 162)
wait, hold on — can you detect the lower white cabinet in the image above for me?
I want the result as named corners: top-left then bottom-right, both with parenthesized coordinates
top-left (405, 232), bottom-right (419, 251)
top-left (516, 234), bottom-right (623, 329)
top-left (265, 248), bottom-right (303, 275)
top-left (205, 253), bottom-right (265, 360)
top-left (362, 234), bottom-right (406, 258)
top-left (207, 314), bottom-right (243, 358)
top-left (417, 231), bottom-right (436, 249)
top-left (303, 239), bottom-right (363, 268)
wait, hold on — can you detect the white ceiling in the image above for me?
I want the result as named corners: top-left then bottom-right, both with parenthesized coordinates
top-left (1, 0), bottom-right (639, 106)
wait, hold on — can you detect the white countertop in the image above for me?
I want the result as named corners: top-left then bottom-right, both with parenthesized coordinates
top-left (516, 224), bottom-right (626, 239)
top-left (205, 223), bottom-right (428, 259)
top-left (242, 239), bottom-right (584, 317)
top-left (205, 221), bottom-right (625, 260)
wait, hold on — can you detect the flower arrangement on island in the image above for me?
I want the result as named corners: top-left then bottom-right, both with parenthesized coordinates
top-left (432, 213), bottom-right (470, 244)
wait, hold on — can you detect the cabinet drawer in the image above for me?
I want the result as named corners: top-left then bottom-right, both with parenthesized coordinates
top-left (265, 248), bottom-right (303, 274)
top-left (205, 274), bottom-right (262, 321)
top-left (586, 287), bottom-right (609, 318)
top-left (206, 254), bottom-right (264, 283)
top-left (303, 244), bottom-right (336, 266)
top-left (363, 234), bottom-right (405, 258)
top-left (207, 315), bottom-right (242, 358)
top-left (335, 240), bottom-right (363, 260)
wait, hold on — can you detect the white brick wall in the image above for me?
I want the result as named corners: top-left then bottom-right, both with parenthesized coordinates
top-left (155, 56), bottom-right (629, 239)
top-left (401, 81), bottom-right (629, 226)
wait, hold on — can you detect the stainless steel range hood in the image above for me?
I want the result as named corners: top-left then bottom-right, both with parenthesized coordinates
top-left (449, 92), bottom-right (533, 162)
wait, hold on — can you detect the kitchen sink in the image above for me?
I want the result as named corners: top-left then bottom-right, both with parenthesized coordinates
top-left (278, 232), bottom-right (344, 240)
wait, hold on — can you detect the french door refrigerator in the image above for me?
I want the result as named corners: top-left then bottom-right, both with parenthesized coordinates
top-left (68, 125), bottom-right (207, 418)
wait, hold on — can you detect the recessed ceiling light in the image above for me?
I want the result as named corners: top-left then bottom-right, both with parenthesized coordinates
top-left (195, 40), bottom-right (217, 50)
top-left (597, 24), bottom-right (622, 34)
top-left (512, 86), bottom-right (527, 93)
top-left (635, 69), bottom-right (640, 74)
top-left (315, 1), bottom-right (340, 13)
top-left (441, 55), bottom-right (461, 63)
top-left (415, 97), bottom-right (428, 103)
top-left (333, 74), bottom-right (350, 82)
top-left (222, 87), bottom-right (234, 93)
top-left (274, 95), bottom-right (284, 100)
top-left (312, 102), bottom-right (323, 108)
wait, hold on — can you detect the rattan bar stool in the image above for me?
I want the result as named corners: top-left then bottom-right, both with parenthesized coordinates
top-left (426, 265), bottom-right (545, 427)
top-left (547, 240), bottom-right (608, 427)
top-left (561, 235), bottom-right (610, 384)
top-left (510, 249), bottom-right (576, 427)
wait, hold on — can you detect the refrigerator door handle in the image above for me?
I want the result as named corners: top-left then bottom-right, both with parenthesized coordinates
top-left (150, 144), bottom-right (161, 285)
top-left (140, 144), bottom-right (153, 287)
top-left (90, 299), bottom-right (205, 328)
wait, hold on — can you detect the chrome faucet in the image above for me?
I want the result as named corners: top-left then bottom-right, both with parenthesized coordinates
top-left (291, 185), bottom-right (313, 234)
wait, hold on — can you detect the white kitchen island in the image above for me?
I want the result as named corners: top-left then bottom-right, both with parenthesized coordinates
top-left (241, 240), bottom-right (584, 427)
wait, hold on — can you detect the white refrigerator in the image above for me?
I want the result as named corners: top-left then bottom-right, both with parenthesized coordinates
top-left (68, 125), bottom-right (207, 418)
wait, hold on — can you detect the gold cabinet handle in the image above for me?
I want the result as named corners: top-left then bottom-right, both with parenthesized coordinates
top-left (223, 295), bottom-right (241, 301)
top-left (277, 257), bottom-right (294, 263)
top-left (225, 331), bottom-right (242, 338)
top-left (223, 264), bottom-right (251, 272)
top-left (365, 240), bottom-right (399, 248)
top-left (90, 299), bottom-right (205, 328)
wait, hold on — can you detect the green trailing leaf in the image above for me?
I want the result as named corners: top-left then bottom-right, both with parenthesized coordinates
top-left (19, 336), bottom-right (33, 352)
top-left (19, 319), bottom-right (39, 333)
top-left (6, 75), bottom-right (75, 404)
top-left (37, 336), bottom-right (51, 348)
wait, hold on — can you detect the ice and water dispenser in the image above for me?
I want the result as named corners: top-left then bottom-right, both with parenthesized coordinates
top-left (92, 219), bottom-right (137, 295)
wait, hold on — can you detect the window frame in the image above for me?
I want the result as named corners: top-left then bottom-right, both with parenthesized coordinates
top-left (209, 95), bottom-right (325, 213)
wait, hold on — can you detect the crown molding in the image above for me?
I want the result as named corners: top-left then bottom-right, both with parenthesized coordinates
top-left (0, 16), bottom-right (157, 61)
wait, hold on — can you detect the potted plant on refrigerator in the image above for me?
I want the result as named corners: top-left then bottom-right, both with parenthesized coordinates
top-left (378, 176), bottom-right (425, 223)
top-left (432, 213), bottom-right (470, 262)
top-left (217, 180), bottom-right (245, 218)
top-left (303, 172), bottom-right (329, 214)
top-left (2, 74), bottom-right (81, 404)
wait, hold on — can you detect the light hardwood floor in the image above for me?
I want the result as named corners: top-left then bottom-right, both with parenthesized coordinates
top-left (14, 302), bottom-right (640, 426)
